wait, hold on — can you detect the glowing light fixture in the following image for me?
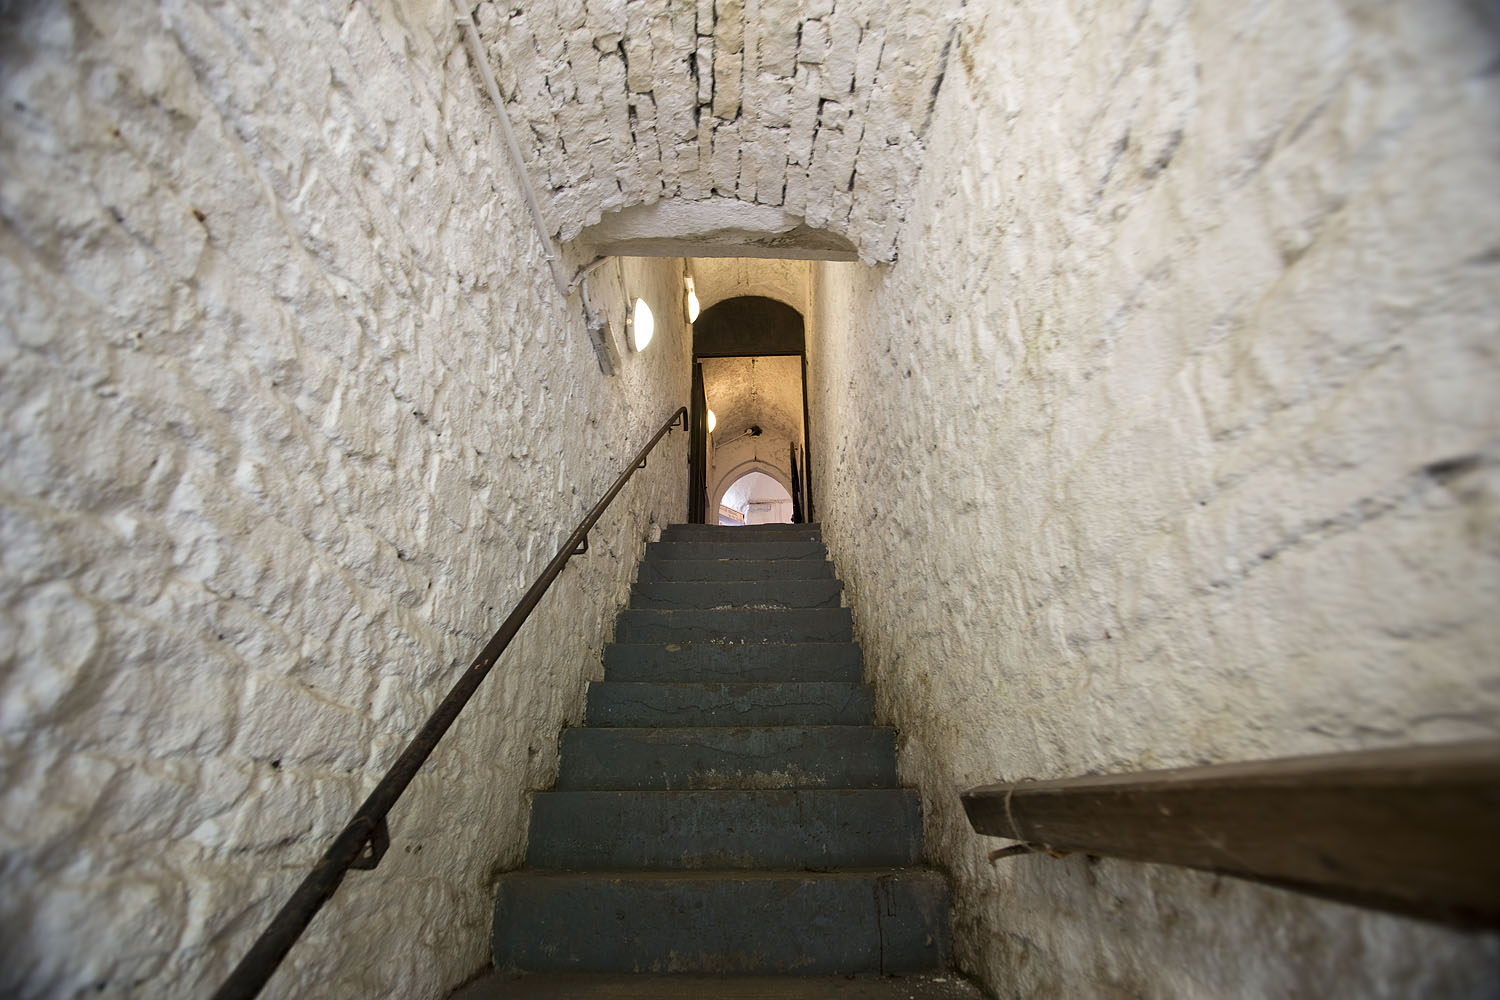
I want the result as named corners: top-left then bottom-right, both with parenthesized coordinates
top-left (707, 409), bottom-right (717, 433)
top-left (629, 297), bottom-right (654, 352)
top-left (685, 278), bottom-right (701, 323)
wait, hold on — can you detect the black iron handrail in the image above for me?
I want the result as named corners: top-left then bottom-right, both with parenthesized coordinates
top-left (212, 406), bottom-right (688, 1000)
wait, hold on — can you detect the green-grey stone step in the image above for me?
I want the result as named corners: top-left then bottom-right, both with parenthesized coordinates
top-left (452, 972), bottom-right (984, 1000)
top-left (584, 681), bottom-right (874, 727)
top-left (637, 558), bottom-right (836, 582)
top-left (555, 726), bottom-right (898, 790)
top-left (491, 868), bottom-right (952, 975)
top-left (526, 788), bottom-right (923, 869)
top-left (646, 539), bottom-right (829, 562)
top-left (616, 608), bottom-right (853, 644)
top-left (661, 524), bottom-right (822, 543)
top-left (630, 578), bottom-right (843, 610)
top-left (602, 642), bottom-right (863, 683)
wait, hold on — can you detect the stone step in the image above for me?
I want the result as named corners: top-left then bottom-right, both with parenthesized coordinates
top-left (555, 726), bottom-right (898, 790)
top-left (585, 681), bottom-right (874, 727)
top-left (453, 972), bottom-right (984, 1000)
top-left (637, 558), bottom-right (836, 582)
top-left (661, 524), bottom-right (822, 543)
top-left (646, 539), bottom-right (829, 562)
top-left (491, 869), bottom-right (952, 975)
top-left (526, 788), bottom-right (922, 869)
top-left (615, 608), bottom-right (853, 644)
top-left (603, 642), bottom-right (863, 683)
top-left (630, 578), bottom-right (844, 610)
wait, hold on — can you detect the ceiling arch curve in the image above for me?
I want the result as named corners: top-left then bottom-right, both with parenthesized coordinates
top-left (694, 296), bottom-right (804, 358)
top-left (472, 0), bottom-right (967, 264)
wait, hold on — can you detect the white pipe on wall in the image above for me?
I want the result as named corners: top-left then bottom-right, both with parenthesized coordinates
top-left (451, 2), bottom-right (568, 299)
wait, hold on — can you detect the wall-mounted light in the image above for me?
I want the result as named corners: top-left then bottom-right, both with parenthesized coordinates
top-left (628, 297), bottom-right (654, 352)
top-left (707, 409), bottom-right (717, 433)
top-left (685, 277), bottom-right (700, 323)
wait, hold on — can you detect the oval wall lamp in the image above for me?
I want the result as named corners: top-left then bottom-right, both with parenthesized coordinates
top-left (628, 297), bottom-right (654, 352)
top-left (685, 278), bottom-right (700, 323)
top-left (707, 409), bottom-right (717, 433)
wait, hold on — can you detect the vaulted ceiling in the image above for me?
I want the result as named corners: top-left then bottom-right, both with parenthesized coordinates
top-left (472, 0), bottom-right (964, 263)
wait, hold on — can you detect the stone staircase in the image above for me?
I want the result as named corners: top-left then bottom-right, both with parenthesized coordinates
top-left (455, 524), bottom-right (979, 999)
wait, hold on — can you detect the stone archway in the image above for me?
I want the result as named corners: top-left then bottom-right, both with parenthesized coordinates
top-left (710, 459), bottom-right (797, 521)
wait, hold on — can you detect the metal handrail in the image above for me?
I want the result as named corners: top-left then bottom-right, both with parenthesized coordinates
top-left (962, 740), bottom-right (1500, 928)
top-left (212, 406), bottom-right (689, 1000)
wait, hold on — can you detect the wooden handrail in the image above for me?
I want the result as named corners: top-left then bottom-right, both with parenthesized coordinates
top-left (962, 741), bottom-right (1500, 928)
top-left (212, 406), bottom-right (688, 1000)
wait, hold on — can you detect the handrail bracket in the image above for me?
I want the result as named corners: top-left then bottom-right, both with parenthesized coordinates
top-left (349, 816), bottom-right (391, 871)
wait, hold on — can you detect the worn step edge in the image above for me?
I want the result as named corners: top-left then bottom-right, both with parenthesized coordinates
top-left (616, 608), bottom-right (853, 644)
top-left (631, 579), bottom-right (844, 610)
top-left (452, 972), bottom-right (984, 1000)
top-left (585, 681), bottom-right (874, 727)
top-left (646, 540), bottom-right (830, 561)
top-left (603, 642), bottom-right (864, 683)
top-left (526, 787), bottom-right (923, 869)
top-left (492, 868), bottom-right (952, 976)
top-left (657, 527), bottom-right (822, 542)
top-left (638, 559), bottom-right (837, 582)
top-left (556, 725), bottom-right (898, 790)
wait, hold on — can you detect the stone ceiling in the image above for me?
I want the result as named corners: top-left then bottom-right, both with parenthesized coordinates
top-left (472, 0), bottom-right (964, 263)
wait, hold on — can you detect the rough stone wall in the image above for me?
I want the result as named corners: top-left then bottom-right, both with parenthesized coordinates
top-left (807, 0), bottom-right (1500, 995)
top-left (473, 0), bottom-right (963, 262)
top-left (0, 3), bottom-right (689, 998)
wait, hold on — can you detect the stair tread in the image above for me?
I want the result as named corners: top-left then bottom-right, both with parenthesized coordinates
top-left (586, 681), bottom-right (874, 727)
top-left (494, 526), bottom-right (954, 979)
top-left (603, 642), bottom-right (863, 683)
top-left (637, 560), bottom-right (837, 582)
top-left (453, 973), bottom-right (982, 1000)
top-left (528, 787), bottom-right (922, 869)
top-left (492, 868), bottom-right (951, 974)
top-left (557, 726), bottom-right (898, 791)
top-left (616, 608), bottom-right (853, 645)
top-left (631, 579), bottom-right (843, 610)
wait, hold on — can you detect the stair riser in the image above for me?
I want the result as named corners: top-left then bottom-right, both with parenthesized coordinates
top-left (637, 558), bottom-right (835, 582)
top-left (647, 540), bottom-right (829, 561)
top-left (631, 579), bottom-right (843, 610)
top-left (556, 727), bottom-right (898, 790)
top-left (585, 682), bottom-right (874, 727)
top-left (661, 527), bottom-right (822, 544)
top-left (527, 789), bottom-right (923, 869)
top-left (492, 871), bottom-right (952, 975)
top-left (603, 643), bottom-right (863, 683)
top-left (616, 609), bottom-right (853, 644)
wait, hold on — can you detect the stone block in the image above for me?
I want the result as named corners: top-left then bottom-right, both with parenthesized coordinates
top-left (712, 49), bottom-right (742, 119)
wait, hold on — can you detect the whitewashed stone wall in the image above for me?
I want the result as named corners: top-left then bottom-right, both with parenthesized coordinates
top-left (808, 0), bottom-right (1500, 995)
top-left (473, 0), bottom-right (963, 262)
top-left (0, 3), bottom-right (689, 998)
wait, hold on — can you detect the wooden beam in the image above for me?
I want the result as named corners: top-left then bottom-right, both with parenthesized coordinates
top-left (960, 742), bottom-right (1500, 928)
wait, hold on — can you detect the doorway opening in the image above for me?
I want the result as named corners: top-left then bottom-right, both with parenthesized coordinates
top-left (716, 470), bottom-right (794, 525)
top-left (688, 294), bottom-right (813, 524)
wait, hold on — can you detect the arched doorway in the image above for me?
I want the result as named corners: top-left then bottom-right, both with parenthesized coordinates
top-left (711, 464), bottom-right (796, 525)
top-left (688, 296), bottom-right (814, 523)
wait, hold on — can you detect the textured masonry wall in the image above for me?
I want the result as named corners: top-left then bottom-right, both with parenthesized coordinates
top-left (808, 0), bottom-right (1500, 996)
top-left (473, 0), bottom-right (964, 262)
top-left (0, 3), bottom-right (688, 998)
